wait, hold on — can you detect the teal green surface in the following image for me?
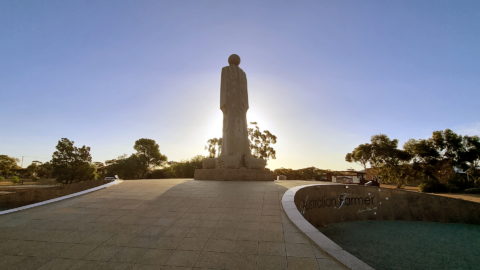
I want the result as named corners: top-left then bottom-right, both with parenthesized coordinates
top-left (320, 221), bottom-right (480, 270)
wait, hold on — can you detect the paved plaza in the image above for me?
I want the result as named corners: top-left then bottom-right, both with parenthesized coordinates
top-left (0, 179), bottom-right (346, 270)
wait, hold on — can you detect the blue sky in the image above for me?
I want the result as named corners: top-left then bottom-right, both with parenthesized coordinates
top-left (1, 1), bottom-right (479, 169)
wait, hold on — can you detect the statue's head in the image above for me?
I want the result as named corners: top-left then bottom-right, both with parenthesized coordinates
top-left (228, 54), bottom-right (241, 66)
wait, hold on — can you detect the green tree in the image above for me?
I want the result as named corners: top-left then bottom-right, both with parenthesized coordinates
top-left (26, 160), bottom-right (44, 180)
top-left (51, 138), bottom-right (95, 184)
top-left (105, 155), bottom-right (144, 179)
top-left (462, 136), bottom-right (480, 176)
top-left (369, 134), bottom-right (411, 167)
top-left (404, 139), bottom-right (439, 164)
top-left (248, 122), bottom-right (277, 160)
top-left (93, 161), bottom-right (106, 179)
top-left (134, 138), bottom-right (167, 176)
top-left (36, 162), bottom-right (53, 179)
top-left (417, 129), bottom-right (469, 187)
top-left (205, 138), bottom-right (222, 158)
top-left (345, 144), bottom-right (372, 171)
top-left (370, 135), bottom-right (411, 187)
top-left (0, 155), bottom-right (20, 178)
top-left (431, 129), bottom-right (464, 166)
top-left (205, 122), bottom-right (277, 161)
top-left (104, 139), bottom-right (167, 179)
top-left (348, 130), bottom-right (480, 192)
top-left (168, 155), bottom-right (205, 178)
top-left (346, 134), bottom-right (410, 187)
top-left (346, 134), bottom-right (411, 169)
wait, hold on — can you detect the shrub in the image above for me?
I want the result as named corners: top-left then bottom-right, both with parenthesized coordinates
top-left (464, 188), bottom-right (480, 194)
top-left (11, 176), bottom-right (22, 185)
top-left (419, 179), bottom-right (447, 193)
top-left (0, 176), bottom-right (5, 181)
top-left (147, 169), bottom-right (172, 179)
top-left (446, 174), bottom-right (474, 193)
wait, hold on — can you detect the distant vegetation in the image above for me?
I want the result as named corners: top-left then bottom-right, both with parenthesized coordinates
top-left (0, 155), bottom-right (21, 179)
top-left (346, 129), bottom-right (480, 193)
top-left (0, 155), bottom-right (53, 183)
top-left (0, 138), bottom-right (201, 183)
top-left (102, 138), bottom-right (168, 179)
top-left (273, 167), bottom-right (330, 181)
top-left (7, 124), bottom-right (478, 194)
top-left (0, 122), bottom-right (278, 183)
top-left (206, 121), bottom-right (277, 160)
top-left (147, 156), bottom-right (204, 179)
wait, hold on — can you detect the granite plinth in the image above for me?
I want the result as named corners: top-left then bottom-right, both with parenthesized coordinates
top-left (194, 168), bottom-right (274, 181)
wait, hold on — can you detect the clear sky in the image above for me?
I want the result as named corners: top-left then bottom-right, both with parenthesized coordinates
top-left (1, 1), bottom-right (479, 170)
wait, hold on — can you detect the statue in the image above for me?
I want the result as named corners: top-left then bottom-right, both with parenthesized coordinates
top-left (194, 54), bottom-right (273, 180)
top-left (220, 54), bottom-right (250, 158)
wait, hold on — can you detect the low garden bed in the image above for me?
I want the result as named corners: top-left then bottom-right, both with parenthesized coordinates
top-left (0, 180), bottom-right (111, 211)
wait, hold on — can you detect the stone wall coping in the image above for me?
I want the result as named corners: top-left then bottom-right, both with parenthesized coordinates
top-left (281, 184), bottom-right (375, 270)
top-left (0, 179), bottom-right (122, 215)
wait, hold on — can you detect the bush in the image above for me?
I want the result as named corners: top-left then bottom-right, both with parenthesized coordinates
top-left (105, 155), bottom-right (145, 180)
top-left (273, 167), bottom-right (328, 180)
top-left (146, 156), bottom-right (204, 179)
top-left (0, 176), bottom-right (5, 181)
top-left (464, 188), bottom-right (480, 194)
top-left (419, 179), bottom-right (447, 193)
top-left (11, 176), bottom-right (23, 185)
top-left (147, 168), bottom-right (173, 179)
top-left (446, 174), bottom-right (474, 193)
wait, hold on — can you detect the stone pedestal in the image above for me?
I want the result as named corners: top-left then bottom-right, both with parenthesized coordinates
top-left (194, 168), bottom-right (274, 181)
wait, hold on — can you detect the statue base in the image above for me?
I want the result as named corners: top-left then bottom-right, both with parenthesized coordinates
top-left (194, 168), bottom-right (274, 181)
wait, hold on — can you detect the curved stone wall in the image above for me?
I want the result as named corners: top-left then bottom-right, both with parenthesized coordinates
top-left (282, 184), bottom-right (480, 269)
top-left (295, 185), bottom-right (480, 227)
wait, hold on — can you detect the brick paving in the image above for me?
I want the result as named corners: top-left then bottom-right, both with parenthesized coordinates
top-left (0, 179), bottom-right (346, 270)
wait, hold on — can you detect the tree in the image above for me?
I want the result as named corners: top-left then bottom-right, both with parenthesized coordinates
top-left (26, 160), bottom-right (44, 180)
top-left (404, 139), bottom-right (439, 164)
top-left (105, 155), bottom-right (144, 179)
top-left (369, 135), bottom-right (411, 187)
top-left (346, 134), bottom-right (410, 169)
top-left (205, 122), bottom-right (278, 161)
top-left (369, 134), bottom-right (410, 167)
top-left (462, 136), bottom-right (480, 171)
top-left (167, 155), bottom-right (205, 178)
top-left (347, 130), bottom-right (480, 192)
top-left (93, 161), bottom-right (106, 179)
top-left (51, 138), bottom-right (95, 184)
top-left (431, 129), bottom-right (464, 165)
top-left (248, 122), bottom-right (277, 160)
top-left (417, 129), bottom-right (469, 185)
top-left (146, 155), bottom-right (205, 179)
top-left (36, 162), bottom-right (53, 179)
top-left (205, 138), bottom-right (222, 158)
top-left (0, 155), bottom-right (20, 178)
top-left (134, 138), bottom-right (167, 175)
top-left (345, 144), bottom-right (372, 170)
top-left (346, 134), bottom-right (410, 187)
top-left (104, 139), bottom-right (168, 179)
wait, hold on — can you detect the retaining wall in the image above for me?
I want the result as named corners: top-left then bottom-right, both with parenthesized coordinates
top-left (295, 185), bottom-right (480, 227)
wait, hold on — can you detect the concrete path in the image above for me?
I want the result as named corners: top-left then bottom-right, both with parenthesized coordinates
top-left (0, 179), bottom-right (346, 270)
